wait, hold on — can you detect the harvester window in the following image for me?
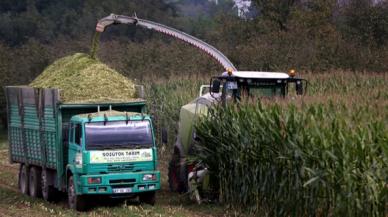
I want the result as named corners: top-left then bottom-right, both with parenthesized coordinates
top-left (245, 82), bottom-right (285, 98)
top-left (249, 86), bottom-right (280, 97)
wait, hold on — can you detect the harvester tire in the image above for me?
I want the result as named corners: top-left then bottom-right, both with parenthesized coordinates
top-left (18, 164), bottom-right (29, 195)
top-left (29, 166), bottom-right (42, 198)
top-left (168, 150), bottom-right (187, 193)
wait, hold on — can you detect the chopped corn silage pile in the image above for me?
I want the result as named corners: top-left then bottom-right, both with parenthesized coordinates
top-left (30, 53), bottom-right (136, 103)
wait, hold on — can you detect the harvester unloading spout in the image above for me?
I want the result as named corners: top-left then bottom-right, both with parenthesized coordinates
top-left (96, 14), bottom-right (237, 71)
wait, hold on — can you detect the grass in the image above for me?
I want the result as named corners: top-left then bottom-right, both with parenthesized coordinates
top-left (0, 165), bottom-right (226, 216)
top-left (0, 186), bottom-right (223, 217)
top-left (0, 129), bottom-right (7, 149)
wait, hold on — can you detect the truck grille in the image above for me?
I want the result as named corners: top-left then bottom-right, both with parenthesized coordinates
top-left (110, 179), bottom-right (136, 184)
top-left (107, 164), bottom-right (134, 172)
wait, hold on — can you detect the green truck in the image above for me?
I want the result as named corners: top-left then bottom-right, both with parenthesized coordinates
top-left (4, 86), bottom-right (160, 211)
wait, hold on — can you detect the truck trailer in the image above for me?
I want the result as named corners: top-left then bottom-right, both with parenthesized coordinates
top-left (4, 86), bottom-right (160, 211)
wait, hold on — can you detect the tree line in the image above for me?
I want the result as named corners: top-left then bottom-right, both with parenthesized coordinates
top-left (0, 0), bottom-right (387, 126)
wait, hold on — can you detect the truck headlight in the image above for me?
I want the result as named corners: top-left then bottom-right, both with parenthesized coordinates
top-left (75, 152), bottom-right (83, 167)
top-left (143, 174), bottom-right (157, 181)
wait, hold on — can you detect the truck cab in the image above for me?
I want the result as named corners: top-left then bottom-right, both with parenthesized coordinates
top-left (66, 111), bottom-right (160, 210)
top-left (5, 86), bottom-right (160, 211)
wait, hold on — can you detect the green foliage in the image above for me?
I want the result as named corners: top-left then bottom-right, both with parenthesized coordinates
top-left (253, 0), bottom-right (298, 31)
top-left (226, 0), bottom-right (388, 72)
top-left (195, 102), bottom-right (388, 216)
top-left (182, 71), bottom-right (388, 216)
top-left (90, 32), bottom-right (100, 59)
top-left (342, 0), bottom-right (388, 46)
top-left (0, 0), bottom-right (178, 46)
top-left (145, 75), bottom-right (207, 156)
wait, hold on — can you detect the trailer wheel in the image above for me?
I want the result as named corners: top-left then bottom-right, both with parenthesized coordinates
top-left (29, 166), bottom-right (42, 198)
top-left (139, 191), bottom-right (156, 205)
top-left (18, 164), bottom-right (29, 195)
top-left (41, 169), bottom-right (56, 202)
top-left (68, 176), bottom-right (87, 211)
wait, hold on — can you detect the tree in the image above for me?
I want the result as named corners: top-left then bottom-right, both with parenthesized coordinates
top-left (341, 0), bottom-right (388, 46)
top-left (253, 0), bottom-right (299, 31)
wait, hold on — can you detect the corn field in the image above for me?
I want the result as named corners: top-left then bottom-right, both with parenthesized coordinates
top-left (145, 74), bottom-right (207, 156)
top-left (144, 72), bottom-right (388, 216)
top-left (144, 71), bottom-right (387, 216)
top-left (191, 72), bottom-right (388, 216)
top-left (195, 102), bottom-right (388, 216)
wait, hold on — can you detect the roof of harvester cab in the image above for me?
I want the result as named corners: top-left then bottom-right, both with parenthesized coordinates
top-left (221, 71), bottom-right (290, 79)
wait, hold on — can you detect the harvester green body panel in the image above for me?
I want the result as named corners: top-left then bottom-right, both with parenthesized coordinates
top-left (178, 98), bottom-right (210, 155)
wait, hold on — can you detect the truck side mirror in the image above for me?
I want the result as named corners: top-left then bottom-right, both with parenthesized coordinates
top-left (296, 81), bottom-right (303, 95)
top-left (211, 79), bottom-right (221, 93)
top-left (161, 128), bottom-right (168, 144)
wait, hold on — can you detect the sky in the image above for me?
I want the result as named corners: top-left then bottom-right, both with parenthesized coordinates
top-left (232, 0), bottom-right (252, 17)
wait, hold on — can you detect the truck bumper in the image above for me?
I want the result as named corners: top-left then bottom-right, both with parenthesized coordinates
top-left (78, 171), bottom-right (160, 195)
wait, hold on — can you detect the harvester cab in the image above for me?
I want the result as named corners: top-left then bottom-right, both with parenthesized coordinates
top-left (209, 70), bottom-right (307, 102)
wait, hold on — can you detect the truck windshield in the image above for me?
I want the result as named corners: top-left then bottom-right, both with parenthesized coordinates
top-left (85, 120), bottom-right (153, 150)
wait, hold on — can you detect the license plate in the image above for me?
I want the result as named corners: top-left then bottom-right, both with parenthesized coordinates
top-left (113, 188), bottom-right (132, 194)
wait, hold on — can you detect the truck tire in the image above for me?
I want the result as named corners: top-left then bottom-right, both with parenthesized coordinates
top-left (29, 166), bottom-right (42, 198)
top-left (18, 164), bottom-right (29, 195)
top-left (68, 176), bottom-right (87, 211)
top-left (168, 150), bottom-right (187, 193)
top-left (139, 191), bottom-right (156, 205)
top-left (41, 169), bottom-right (57, 202)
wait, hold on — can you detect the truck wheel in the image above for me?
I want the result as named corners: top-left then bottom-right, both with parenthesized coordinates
top-left (68, 176), bottom-right (87, 211)
top-left (29, 166), bottom-right (42, 198)
top-left (41, 169), bottom-right (56, 202)
top-left (139, 191), bottom-right (156, 205)
top-left (168, 150), bottom-right (187, 193)
top-left (18, 164), bottom-right (29, 195)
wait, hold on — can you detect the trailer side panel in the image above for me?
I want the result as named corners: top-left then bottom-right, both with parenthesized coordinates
top-left (6, 87), bottom-right (60, 169)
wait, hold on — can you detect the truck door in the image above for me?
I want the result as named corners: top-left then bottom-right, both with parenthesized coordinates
top-left (68, 123), bottom-right (83, 170)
